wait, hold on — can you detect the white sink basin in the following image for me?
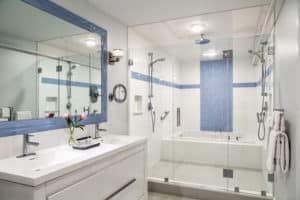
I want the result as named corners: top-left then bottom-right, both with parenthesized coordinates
top-left (0, 134), bottom-right (146, 186)
top-left (100, 134), bottom-right (132, 145)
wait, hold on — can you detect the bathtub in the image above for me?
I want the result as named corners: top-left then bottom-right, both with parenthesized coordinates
top-left (161, 131), bottom-right (263, 170)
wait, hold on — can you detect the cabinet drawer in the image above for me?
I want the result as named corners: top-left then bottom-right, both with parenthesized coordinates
top-left (47, 150), bottom-right (145, 200)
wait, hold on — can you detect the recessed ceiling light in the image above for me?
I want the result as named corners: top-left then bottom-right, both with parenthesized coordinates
top-left (190, 24), bottom-right (204, 33)
top-left (85, 38), bottom-right (97, 47)
top-left (202, 50), bottom-right (218, 57)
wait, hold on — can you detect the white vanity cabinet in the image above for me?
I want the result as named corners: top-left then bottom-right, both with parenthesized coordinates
top-left (0, 136), bottom-right (147, 200)
top-left (48, 149), bottom-right (145, 200)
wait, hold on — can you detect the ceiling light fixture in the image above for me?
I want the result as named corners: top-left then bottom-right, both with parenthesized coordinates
top-left (85, 38), bottom-right (97, 47)
top-left (190, 24), bottom-right (204, 33)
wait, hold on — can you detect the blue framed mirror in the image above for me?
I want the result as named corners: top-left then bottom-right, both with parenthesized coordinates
top-left (0, 0), bottom-right (107, 137)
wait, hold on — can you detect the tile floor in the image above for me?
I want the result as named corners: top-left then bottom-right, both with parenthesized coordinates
top-left (148, 192), bottom-right (199, 200)
top-left (149, 161), bottom-right (271, 194)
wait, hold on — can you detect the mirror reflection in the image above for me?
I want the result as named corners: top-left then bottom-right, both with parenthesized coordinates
top-left (0, 0), bottom-right (102, 121)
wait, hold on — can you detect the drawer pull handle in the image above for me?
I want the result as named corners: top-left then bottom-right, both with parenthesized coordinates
top-left (104, 178), bottom-right (136, 200)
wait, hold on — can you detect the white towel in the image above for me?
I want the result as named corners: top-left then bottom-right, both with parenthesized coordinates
top-left (278, 132), bottom-right (289, 173)
top-left (266, 112), bottom-right (290, 173)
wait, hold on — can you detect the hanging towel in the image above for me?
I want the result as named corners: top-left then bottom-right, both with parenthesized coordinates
top-left (278, 132), bottom-right (289, 173)
top-left (266, 111), bottom-right (290, 174)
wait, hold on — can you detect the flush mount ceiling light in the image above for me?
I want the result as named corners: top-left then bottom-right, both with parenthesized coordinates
top-left (190, 24), bottom-right (204, 33)
top-left (202, 50), bottom-right (218, 57)
top-left (85, 38), bottom-right (97, 47)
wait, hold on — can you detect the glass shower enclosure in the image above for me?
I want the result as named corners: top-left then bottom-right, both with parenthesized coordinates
top-left (129, 1), bottom-right (277, 198)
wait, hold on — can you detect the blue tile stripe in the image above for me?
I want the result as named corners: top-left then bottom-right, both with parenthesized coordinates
top-left (178, 84), bottom-right (201, 89)
top-left (131, 64), bottom-right (273, 89)
top-left (131, 71), bottom-right (260, 89)
top-left (41, 77), bottom-right (101, 88)
top-left (232, 82), bottom-right (257, 88)
top-left (131, 71), bottom-right (180, 88)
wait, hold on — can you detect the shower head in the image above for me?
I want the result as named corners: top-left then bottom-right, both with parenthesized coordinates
top-left (195, 34), bottom-right (210, 45)
top-left (248, 50), bottom-right (264, 62)
top-left (150, 58), bottom-right (166, 66)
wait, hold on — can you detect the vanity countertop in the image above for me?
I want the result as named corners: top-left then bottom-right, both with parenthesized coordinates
top-left (0, 134), bottom-right (146, 186)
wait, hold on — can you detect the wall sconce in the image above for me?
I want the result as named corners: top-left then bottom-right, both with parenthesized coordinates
top-left (108, 49), bottom-right (124, 65)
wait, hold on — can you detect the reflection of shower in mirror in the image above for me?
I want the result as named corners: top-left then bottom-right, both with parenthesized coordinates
top-left (66, 63), bottom-right (78, 111)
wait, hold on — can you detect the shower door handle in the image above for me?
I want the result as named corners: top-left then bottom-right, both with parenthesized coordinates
top-left (177, 108), bottom-right (181, 127)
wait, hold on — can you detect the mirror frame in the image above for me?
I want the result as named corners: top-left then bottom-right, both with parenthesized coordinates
top-left (0, 0), bottom-right (107, 137)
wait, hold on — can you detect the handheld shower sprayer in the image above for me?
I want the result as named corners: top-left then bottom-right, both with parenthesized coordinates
top-left (148, 52), bottom-right (166, 132)
top-left (249, 41), bottom-right (268, 141)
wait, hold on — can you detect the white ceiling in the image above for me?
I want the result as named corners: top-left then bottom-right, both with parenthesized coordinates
top-left (129, 6), bottom-right (268, 63)
top-left (0, 0), bottom-right (86, 42)
top-left (87, 0), bottom-right (270, 26)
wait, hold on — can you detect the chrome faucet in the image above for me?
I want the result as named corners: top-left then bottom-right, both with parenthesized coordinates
top-left (17, 134), bottom-right (40, 158)
top-left (94, 124), bottom-right (107, 139)
top-left (236, 136), bottom-right (242, 141)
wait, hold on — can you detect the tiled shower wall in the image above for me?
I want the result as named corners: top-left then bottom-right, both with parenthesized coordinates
top-left (129, 29), bottom-right (269, 169)
top-left (178, 37), bottom-right (261, 141)
top-left (129, 32), bottom-right (263, 137)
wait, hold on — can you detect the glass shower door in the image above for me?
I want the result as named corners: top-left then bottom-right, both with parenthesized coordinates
top-left (128, 45), bottom-right (176, 184)
top-left (170, 54), bottom-right (233, 191)
top-left (228, 3), bottom-right (275, 198)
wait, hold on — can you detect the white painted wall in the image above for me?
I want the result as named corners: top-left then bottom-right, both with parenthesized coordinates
top-left (273, 0), bottom-right (300, 199)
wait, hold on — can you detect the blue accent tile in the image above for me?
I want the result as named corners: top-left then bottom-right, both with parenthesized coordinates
top-left (200, 59), bottom-right (233, 132)
top-left (232, 82), bottom-right (257, 88)
top-left (178, 84), bottom-right (201, 89)
top-left (131, 71), bottom-right (259, 89)
top-left (41, 77), bottom-right (101, 88)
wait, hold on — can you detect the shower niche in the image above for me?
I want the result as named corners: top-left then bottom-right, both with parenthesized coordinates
top-left (133, 95), bottom-right (143, 115)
